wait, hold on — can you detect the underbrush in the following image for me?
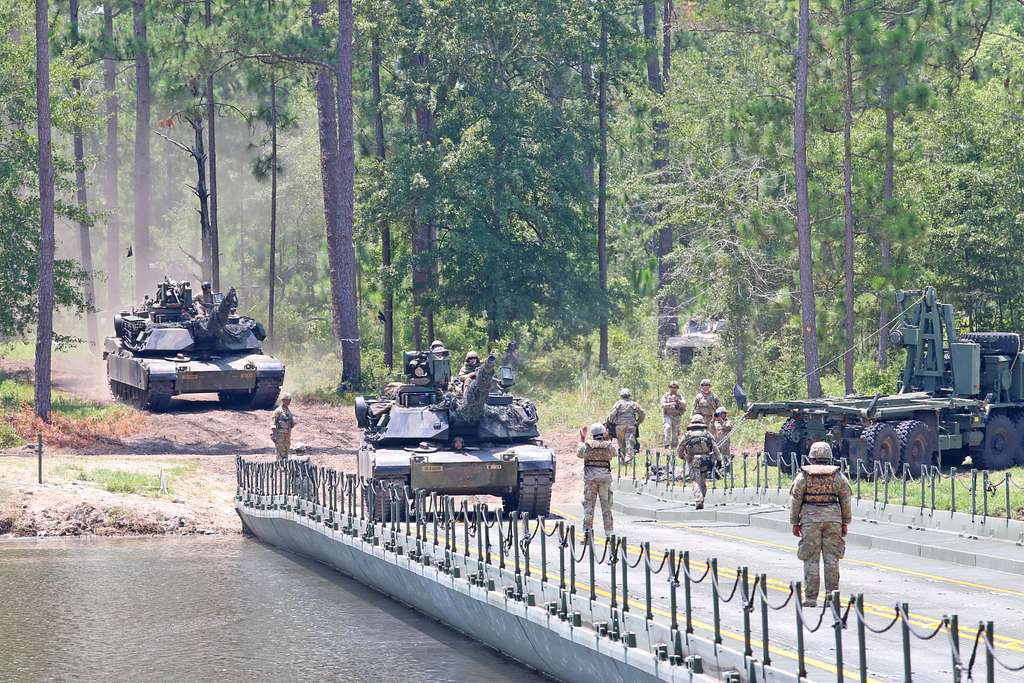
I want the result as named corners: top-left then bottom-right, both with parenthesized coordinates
top-left (54, 462), bottom-right (196, 495)
top-left (0, 371), bottom-right (140, 448)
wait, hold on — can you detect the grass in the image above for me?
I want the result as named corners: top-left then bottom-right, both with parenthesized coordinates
top-left (52, 461), bottom-right (197, 496)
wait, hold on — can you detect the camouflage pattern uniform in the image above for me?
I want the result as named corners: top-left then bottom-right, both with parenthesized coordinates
top-left (606, 391), bottom-right (645, 462)
top-left (789, 442), bottom-right (853, 606)
top-left (692, 382), bottom-right (721, 425)
top-left (677, 415), bottom-right (721, 509)
top-left (271, 402), bottom-right (296, 460)
top-left (578, 435), bottom-right (617, 534)
top-left (660, 387), bottom-right (686, 448)
top-left (710, 412), bottom-right (733, 459)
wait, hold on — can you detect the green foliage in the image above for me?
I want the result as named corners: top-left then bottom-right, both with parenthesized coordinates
top-left (0, 423), bottom-right (23, 449)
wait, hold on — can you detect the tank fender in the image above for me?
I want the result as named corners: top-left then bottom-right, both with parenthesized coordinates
top-left (142, 359), bottom-right (178, 382)
top-left (249, 356), bottom-right (286, 379)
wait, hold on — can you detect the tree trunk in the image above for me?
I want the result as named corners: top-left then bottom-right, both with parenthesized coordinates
top-left (35, 0), bottom-right (55, 421)
top-left (204, 0), bottom-right (219, 290)
top-left (191, 118), bottom-right (213, 282)
top-left (877, 100), bottom-right (895, 368)
top-left (333, 0), bottom-right (361, 384)
top-left (69, 0), bottom-right (98, 353)
top-left (644, 1), bottom-right (676, 349)
top-left (102, 1), bottom-right (120, 312)
top-left (267, 74), bottom-right (278, 348)
top-left (412, 53), bottom-right (435, 351)
top-left (372, 35), bottom-right (393, 369)
top-left (662, 0), bottom-right (672, 82)
top-left (310, 0), bottom-right (347, 362)
top-left (581, 63), bottom-right (595, 199)
top-left (132, 0), bottom-right (152, 301)
top-left (794, 0), bottom-right (822, 398)
top-left (842, 0), bottom-right (856, 395)
top-left (597, 5), bottom-right (609, 372)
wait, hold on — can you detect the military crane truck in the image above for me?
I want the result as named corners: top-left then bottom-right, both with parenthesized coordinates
top-left (355, 350), bottom-right (555, 520)
top-left (746, 287), bottom-right (1024, 470)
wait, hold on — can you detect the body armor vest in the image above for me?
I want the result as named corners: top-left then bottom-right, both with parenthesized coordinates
top-left (801, 465), bottom-right (840, 505)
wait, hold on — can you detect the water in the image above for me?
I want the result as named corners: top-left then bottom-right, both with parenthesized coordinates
top-left (0, 536), bottom-right (544, 682)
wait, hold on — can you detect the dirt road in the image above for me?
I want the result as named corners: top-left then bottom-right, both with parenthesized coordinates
top-left (1, 355), bottom-right (594, 537)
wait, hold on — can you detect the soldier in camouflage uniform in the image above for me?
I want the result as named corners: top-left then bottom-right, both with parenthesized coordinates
top-left (678, 414), bottom-right (721, 510)
top-left (692, 378), bottom-right (721, 425)
top-left (606, 388), bottom-right (645, 464)
top-left (270, 393), bottom-right (296, 460)
top-left (710, 406), bottom-right (733, 459)
top-left (789, 441), bottom-right (853, 607)
top-left (660, 381), bottom-right (686, 449)
top-left (577, 422), bottom-right (617, 536)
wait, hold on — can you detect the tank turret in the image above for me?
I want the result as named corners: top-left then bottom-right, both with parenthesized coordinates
top-left (103, 277), bottom-right (284, 411)
top-left (355, 349), bottom-right (552, 519)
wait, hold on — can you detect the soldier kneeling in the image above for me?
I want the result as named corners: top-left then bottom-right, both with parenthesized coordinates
top-left (789, 442), bottom-right (853, 607)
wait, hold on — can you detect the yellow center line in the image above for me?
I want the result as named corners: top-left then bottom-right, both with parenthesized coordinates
top-left (442, 533), bottom-right (879, 683)
top-left (552, 507), bottom-right (1024, 653)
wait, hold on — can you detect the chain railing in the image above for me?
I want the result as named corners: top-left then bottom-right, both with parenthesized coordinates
top-left (625, 449), bottom-right (1023, 523)
top-left (236, 456), bottom-right (1022, 683)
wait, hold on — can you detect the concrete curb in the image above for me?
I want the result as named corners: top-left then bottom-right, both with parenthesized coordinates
top-left (236, 497), bottom-right (802, 683)
top-left (612, 481), bottom-right (1024, 575)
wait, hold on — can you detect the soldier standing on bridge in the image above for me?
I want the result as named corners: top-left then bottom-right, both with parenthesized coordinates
top-left (660, 381), bottom-right (686, 449)
top-left (710, 406), bottom-right (732, 460)
top-left (789, 441), bottom-right (853, 607)
top-left (692, 378), bottom-right (721, 425)
top-left (678, 414), bottom-right (721, 510)
top-left (606, 388), bottom-right (645, 464)
top-left (578, 422), bottom-right (617, 537)
top-left (271, 394), bottom-right (296, 460)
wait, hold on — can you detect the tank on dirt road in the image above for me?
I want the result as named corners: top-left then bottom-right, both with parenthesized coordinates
top-left (354, 349), bottom-right (555, 518)
top-left (103, 277), bottom-right (285, 411)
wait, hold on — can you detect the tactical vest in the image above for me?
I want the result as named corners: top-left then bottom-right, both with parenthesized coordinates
top-left (582, 441), bottom-right (615, 467)
top-left (615, 401), bottom-right (639, 424)
top-left (685, 433), bottom-right (714, 470)
top-left (801, 465), bottom-right (840, 505)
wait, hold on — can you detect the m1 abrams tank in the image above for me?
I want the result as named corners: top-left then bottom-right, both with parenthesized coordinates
top-left (103, 278), bottom-right (285, 411)
top-left (354, 348), bottom-right (555, 518)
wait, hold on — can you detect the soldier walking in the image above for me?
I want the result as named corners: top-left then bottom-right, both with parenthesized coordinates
top-left (578, 422), bottom-right (617, 537)
top-left (678, 415), bottom-right (721, 510)
top-left (710, 406), bottom-right (732, 459)
top-left (606, 388), bottom-right (645, 464)
top-left (789, 442), bottom-right (853, 607)
top-left (692, 378), bottom-right (721, 425)
top-left (660, 381), bottom-right (686, 449)
top-left (271, 393), bottom-right (296, 460)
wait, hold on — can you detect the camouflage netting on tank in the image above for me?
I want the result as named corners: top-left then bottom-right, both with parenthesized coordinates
top-left (483, 399), bottom-right (539, 432)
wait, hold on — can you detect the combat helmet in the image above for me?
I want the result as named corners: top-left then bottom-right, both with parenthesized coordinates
top-left (808, 441), bottom-right (833, 463)
top-left (687, 414), bottom-right (706, 430)
top-left (619, 388), bottom-right (631, 399)
top-left (589, 422), bottom-right (607, 439)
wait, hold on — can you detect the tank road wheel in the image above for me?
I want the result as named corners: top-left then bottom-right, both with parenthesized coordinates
top-left (141, 381), bottom-right (173, 412)
top-left (895, 420), bottom-right (934, 471)
top-left (247, 378), bottom-right (282, 410)
top-left (504, 472), bottom-right (552, 517)
top-left (862, 423), bottom-right (900, 472)
top-left (217, 392), bottom-right (248, 407)
top-left (977, 414), bottom-right (1019, 471)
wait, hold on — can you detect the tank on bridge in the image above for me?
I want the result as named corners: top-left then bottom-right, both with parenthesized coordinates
top-left (103, 277), bottom-right (285, 410)
top-left (355, 348), bottom-right (555, 518)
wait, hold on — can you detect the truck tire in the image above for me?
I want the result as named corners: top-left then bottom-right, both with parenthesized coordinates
top-left (895, 420), bottom-right (934, 471)
top-left (961, 332), bottom-right (1021, 356)
top-left (504, 472), bottom-right (552, 518)
top-left (1014, 416), bottom-right (1024, 467)
top-left (977, 414), bottom-right (1018, 470)
top-left (862, 423), bottom-right (900, 471)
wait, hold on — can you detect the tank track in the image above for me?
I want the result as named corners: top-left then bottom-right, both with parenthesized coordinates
top-left (248, 377), bottom-right (282, 409)
top-left (109, 379), bottom-right (173, 412)
top-left (512, 472), bottom-right (552, 517)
